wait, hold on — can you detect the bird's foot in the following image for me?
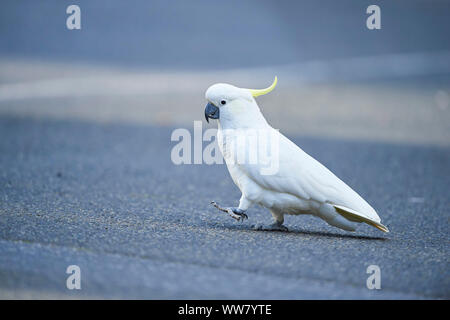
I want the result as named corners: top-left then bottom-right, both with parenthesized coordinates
top-left (210, 201), bottom-right (248, 222)
top-left (252, 222), bottom-right (288, 232)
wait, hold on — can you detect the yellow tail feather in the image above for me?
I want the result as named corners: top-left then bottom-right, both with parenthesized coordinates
top-left (334, 206), bottom-right (389, 233)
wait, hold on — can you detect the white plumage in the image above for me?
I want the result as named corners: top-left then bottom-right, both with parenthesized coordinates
top-left (205, 77), bottom-right (388, 233)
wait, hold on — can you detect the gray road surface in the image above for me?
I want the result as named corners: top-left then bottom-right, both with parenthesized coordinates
top-left (0, 116), bottom-right (448, 299)
top-left (0, 0), bottom-right (449, 300)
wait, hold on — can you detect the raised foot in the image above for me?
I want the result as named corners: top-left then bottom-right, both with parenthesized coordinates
top-left (252, 223), bottom-right (289, 232)
top-left (210, 201), bottom-right (248, 222)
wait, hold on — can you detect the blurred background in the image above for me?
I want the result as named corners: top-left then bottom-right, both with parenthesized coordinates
top-left (1, 0), bottom-right (449, 144)
top-left (0, 0), bottom-right (449, 299)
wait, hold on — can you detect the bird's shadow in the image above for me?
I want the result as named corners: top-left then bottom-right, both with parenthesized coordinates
top-left (210, 222), bottom-right (387, 241)
top-left (283, 227), bottom-right (387, 241)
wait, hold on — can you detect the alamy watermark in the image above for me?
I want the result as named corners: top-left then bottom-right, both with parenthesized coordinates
top-left (66, 5), bottom-right (81, 30)
top-left (170, 121), bottom-right (280, 175)
top-left (66, 265), bottom-right (81, 290)
top-left (366, 264), bottom-right (381, 290)
top-left (366, 5), bottom-right (381, 30)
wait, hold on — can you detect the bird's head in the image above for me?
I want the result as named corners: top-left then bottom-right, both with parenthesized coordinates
top-left (204, 77), bottom-right (277, 129)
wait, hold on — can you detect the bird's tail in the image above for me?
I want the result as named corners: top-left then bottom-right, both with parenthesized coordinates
top-left (333, 204), bottom-right (389, 233)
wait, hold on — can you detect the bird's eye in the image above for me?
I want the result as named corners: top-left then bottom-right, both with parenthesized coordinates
top-left (220, 100), bottom-right (226, 105)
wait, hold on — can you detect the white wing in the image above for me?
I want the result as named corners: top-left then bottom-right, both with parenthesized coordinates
top-left (238, 129), bottom-right (382, 224)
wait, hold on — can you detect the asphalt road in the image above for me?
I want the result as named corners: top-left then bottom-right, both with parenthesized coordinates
top-left (0, 115), bottom-right (448, 299)
top-left (0, 0), bottom-right (449, 300)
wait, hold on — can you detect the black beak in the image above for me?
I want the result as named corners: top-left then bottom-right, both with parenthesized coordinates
top-left (204, 102), bottom-right (220, 123)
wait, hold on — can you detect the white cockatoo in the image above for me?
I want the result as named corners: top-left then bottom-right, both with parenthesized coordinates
top-left (204, 77), bottom-right (388, 233)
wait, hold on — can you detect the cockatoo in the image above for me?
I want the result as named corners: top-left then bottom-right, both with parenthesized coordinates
top-left (204, 77), bottom-right (388, 233)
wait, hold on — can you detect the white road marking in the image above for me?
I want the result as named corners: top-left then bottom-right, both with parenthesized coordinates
top-left (0, 51), bottom-right (449, 101)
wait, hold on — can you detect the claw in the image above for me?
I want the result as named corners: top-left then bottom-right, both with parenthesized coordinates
top-left (229, 210), bottom-right (248, 222)
top-left (229, 211), bottom-right (242, 221)
top-left (210, 201), bottom-right (248, 222)
top-left (238, 212), bottom-right (248, 221)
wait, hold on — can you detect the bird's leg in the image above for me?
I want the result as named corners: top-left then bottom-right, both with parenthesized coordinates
top-left (253, 221), bottom-right (289, 232)
top-left (210, 201), bottom-right (248, 222)
top-left (253, 211), bottom-right (288, 232)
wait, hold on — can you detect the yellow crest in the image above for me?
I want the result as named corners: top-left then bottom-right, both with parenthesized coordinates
top-left (247, 76), bottom-right (278, 97)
